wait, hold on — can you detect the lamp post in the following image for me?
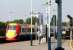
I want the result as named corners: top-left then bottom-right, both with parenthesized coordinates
top-left (30, 0), bottom-right (33, 45)
top-left (55, 0), bottom-right (64, 50)
top-left (45, 0), bottom-right (52, 50)
top-left (48, 1), bottom-right (51, 50)
top-left (30, 11), bottom-right (38, 46)
top-left (30, 13), bottom-right (33, 46)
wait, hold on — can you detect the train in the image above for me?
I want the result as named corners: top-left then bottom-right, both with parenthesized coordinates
top-left (5, 23), bottom-right (36, 41)
top-left (0, 23), bottom-right (59, 41)
top-left (5, 23), bottom-right (46, 41)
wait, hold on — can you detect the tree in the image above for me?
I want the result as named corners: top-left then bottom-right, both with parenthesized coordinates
top-left (6, 19), bottom-right (24, 24)
top-left (0, 22), bottom-right (6, 26)
top-left (13, 19), bottom-right (24, 24)
top-left (25, 16), bottom-right (39, 25)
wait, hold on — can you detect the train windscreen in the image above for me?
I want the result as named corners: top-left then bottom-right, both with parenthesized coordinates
top-left (7, 25), bottom-right (16, 30)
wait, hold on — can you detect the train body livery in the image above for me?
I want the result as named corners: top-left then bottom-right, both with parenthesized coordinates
top-left (6, 23), bottom-right (21, 41)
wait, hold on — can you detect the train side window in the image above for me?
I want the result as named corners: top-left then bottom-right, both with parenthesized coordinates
top-left (27, 28), bottom-right (35, 32)
top-left (21, 28), bottom-right (26, 32)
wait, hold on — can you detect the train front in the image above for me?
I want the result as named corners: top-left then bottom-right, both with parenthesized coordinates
top-left (6, 23), bottom-right (21, 41)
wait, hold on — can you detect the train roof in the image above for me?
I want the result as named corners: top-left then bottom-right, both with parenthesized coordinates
top-left (8, 23), bottom-right (20, 26)
top-left (8, 23), bottom-right (35, 28)
top-left (20, 24), bottom-right (35, 28)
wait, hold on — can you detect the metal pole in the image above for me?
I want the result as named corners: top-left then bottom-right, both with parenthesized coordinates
top-left (35, 22), bottom-right (38, 40)
top-left (30, 0), bottom-right (33, 46)
top-left (70, 19), bottom-right (73, 49)
top-left (43, 1), bottom-right (51, 50)
top-left (57, 0), bottom-right (62, 47)
top-left (48, 0), bottom-right (51, 50)
top-left (55, 0), bottom-right (64, 50)
top-left (70, 27), bottom-right (72, 40)
top-left (46, 24), bottom-right (48, 43)
top-left (30, 15), bottom-right (33, 46)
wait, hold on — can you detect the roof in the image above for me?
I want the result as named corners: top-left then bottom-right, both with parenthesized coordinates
top-left (8, 23), bottom-right (19, 26)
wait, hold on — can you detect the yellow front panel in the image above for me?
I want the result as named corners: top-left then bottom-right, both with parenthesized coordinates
top-left (6, 30), bottom-right (17, 39)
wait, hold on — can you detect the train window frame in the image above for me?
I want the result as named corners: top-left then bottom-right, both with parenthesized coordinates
top-left (21, 28), bottom-right (27, 32)
top-left (7, 25), bottom-right (16, 30)
top-left (21, 27), bottom-right (35, 33)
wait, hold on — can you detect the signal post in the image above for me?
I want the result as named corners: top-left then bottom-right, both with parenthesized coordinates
top-left (55, 0), bottom-right (64, 50)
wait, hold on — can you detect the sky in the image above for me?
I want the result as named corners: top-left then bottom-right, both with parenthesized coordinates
top-left (0, 0), bottom-right (73, 23)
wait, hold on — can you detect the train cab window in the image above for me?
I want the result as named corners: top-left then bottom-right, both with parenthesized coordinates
top-left (8, 26), bottom-right (16, 30)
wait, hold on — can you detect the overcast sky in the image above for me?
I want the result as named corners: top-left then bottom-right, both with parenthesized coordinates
top-left (0, 0), bottom-right (73, 23)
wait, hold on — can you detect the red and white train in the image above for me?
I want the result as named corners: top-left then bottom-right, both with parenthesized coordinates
top-left (6, 23), bottom-right (36, 41)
